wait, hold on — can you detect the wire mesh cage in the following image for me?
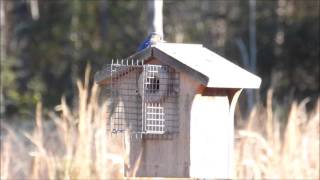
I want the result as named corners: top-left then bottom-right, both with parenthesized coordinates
top-left (105, 59), bottom-right (179, 137)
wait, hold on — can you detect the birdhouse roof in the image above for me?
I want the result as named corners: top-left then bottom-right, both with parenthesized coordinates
top-left (95, 43), bottom-right (261, 89)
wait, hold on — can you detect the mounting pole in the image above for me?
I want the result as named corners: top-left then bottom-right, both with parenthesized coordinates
top-left (148, 0), bottom-right (163, 38)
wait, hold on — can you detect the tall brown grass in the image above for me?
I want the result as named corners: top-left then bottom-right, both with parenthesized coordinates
top-left (0, 68), bottom-right (319, 179)
top-left (1, 66), bottom-right (125, 179)
top-left (235, 89), bottom-right (319, 179)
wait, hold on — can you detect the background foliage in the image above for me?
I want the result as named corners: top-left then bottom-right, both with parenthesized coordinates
top-left (1, 0), bottom-right (319, 117)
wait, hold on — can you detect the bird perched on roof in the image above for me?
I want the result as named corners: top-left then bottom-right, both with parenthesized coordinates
top-left (137, 32), bottom-right (164, 52)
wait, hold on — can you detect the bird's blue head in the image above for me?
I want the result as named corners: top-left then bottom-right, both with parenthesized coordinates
top-left (137, 32), bottom-right (164, 52)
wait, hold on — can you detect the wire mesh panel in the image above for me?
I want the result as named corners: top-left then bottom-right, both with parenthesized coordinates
top-left (141, 65), bottom-right (179, 135)
top-left (144, 105), bottom-right (165, 134)
top-left (108, 59), bottom-right (143, 134)
top-left (106, 59), bottom-right (179, 137)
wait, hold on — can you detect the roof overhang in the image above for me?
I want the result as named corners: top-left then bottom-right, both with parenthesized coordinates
top-left (95, 43), bottom-right (261, 89)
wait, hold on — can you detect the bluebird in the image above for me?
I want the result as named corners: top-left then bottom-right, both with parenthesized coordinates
top-left (137, 32), bottom-right (164, 52)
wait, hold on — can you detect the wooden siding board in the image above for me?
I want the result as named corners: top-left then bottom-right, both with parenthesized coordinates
top-left (127, 47), bottom-right (152, 62)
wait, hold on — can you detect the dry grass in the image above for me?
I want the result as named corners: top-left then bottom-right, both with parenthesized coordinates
top-left (1, 66), bottom-right (126, 179)
top-left (235, 89), bottom-right (319, 179)
top-left (0, 68), bottom-right (319, 179)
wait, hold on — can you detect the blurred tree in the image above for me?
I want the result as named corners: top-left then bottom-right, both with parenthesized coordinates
top-left (2, 0), bottom-right (150, 116)
top-left (0, 0), bottom-right (6, 115)
top-left (1, 0), bottom-right (319, 117)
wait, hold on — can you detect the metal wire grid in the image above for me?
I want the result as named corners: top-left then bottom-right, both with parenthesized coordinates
top-left (144, 105), bottom-right (165, 134)
top-left (106, 59), bottom-right (179, 136)
top-left (142, 65), bottom-right (179, 135)
top-left (109, 60), bottom-right (143, 134)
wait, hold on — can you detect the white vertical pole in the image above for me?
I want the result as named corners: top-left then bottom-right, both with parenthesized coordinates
top-left (29, 0), bottom-right (40, 20)
top-left (149, 0), bottom-right (163, 38)
top-left (153, 0), bottom-right (163, 38)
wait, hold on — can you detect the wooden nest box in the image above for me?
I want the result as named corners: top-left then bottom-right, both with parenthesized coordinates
top-left (95, 42), bottom-right (261, 178)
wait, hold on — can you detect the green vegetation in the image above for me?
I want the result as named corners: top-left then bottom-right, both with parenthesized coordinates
top-left (1, 0), bottom-right (319, 117)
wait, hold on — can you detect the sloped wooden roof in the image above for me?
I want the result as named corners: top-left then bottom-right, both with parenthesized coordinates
top-left (95, 43), bottom-right (261, 89)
